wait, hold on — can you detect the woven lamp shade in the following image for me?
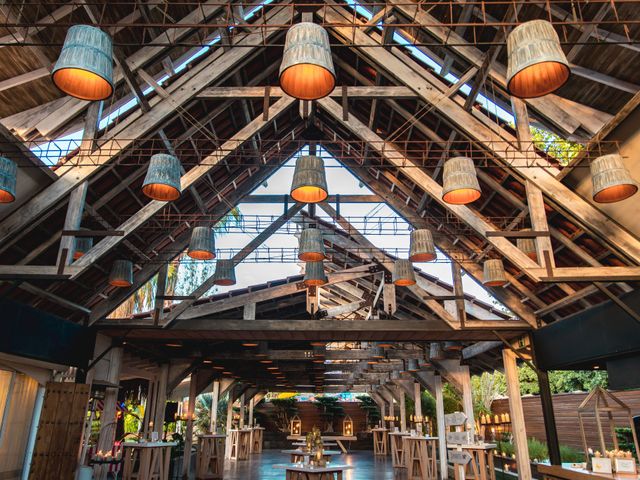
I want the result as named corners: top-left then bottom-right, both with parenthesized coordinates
top-left (73, 230), bottom-right (93, 260)
top-left (393, 259), bottom-right (416, 286)
top-left (188, 227), bottom-right (216, 260)
top-left (517, 229), bottom-right (537, 261)
top-left (407, 358), bottom-right (419, 372)
top-left (212, 259), bottom-right (236, 286)
top-left (0, 156), bottom-right (17, 203)
top-left (507, 20), bottom-right (570, 99)
top-left (591, 154), bottom-right (638, 203)
top-left (109, 260), bottom-right (133, 287)
top-left (429, 342), bottom-right (445, 360)
top-left (52, 25), bottom-right (114, 101)
top-left (443, 341), bottom-right (463, 352)
top-left (290, 155), bottom-right (328, 203)
top-left (279, 22), bottom-right (335, 100)
top-left (304, 261), bottom-right (328, 286)
top-left (442, 157), bottom-right (481, 205)
top-left (298, 228), bottom-right (326, 261)
top-left (409, 229), bottom-right (436, 262)
top-left (483, 259), bottom-right (507, 287)
top-left (142, 153), bottom-right (182, 201)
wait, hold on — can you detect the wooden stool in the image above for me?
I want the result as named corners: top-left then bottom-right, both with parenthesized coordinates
top-left (196, 435), bottom-right (226, 479)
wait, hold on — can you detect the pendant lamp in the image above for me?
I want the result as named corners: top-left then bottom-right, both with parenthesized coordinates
top-left (109, 259), bottom-right (133, 287)
top-left (142, 153), bottom-right (182, 201)
top-left (0, 156), bottom-right (17, 203)
top-left (483, 259), bottom-right (507, 287)
top-left (73, 229), bottom-right (93, 260)
top-left (52, 25), bottom-right (114, 100)
top-left (406, 358), bottom-right (419, 373)
top-left (429, 342), bottom-right (444, 360)
top-left (298, 228), bottom-right (326, 261)
top-left (212, 259), bottom-right (236, 286)
top-left (304, 261), bottom-right (328, 286)
top-left (442, 157), bottom-right (481, 205)
top-left (443, 341), bottom-right (463, 352)
top-left (392, 259), bottom-right (416, 286)
top-left (290, 155), bottom-right (328, 203)
top-left (279, 22), bottom-right (336, 100)
top-left (591, 153), bottom-right (638, 203)
top-left (507, 20), bottom-right (570, 99)
top-left (409, 229), bottom-right (436, 262)
top-left (188, 226), bottom-right (216, 260)
top-left (517, 229), bottom-right (537, 261)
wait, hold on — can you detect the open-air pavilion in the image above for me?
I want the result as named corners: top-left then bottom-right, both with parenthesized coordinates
top-left (0, 1), bottom-right (639, 479)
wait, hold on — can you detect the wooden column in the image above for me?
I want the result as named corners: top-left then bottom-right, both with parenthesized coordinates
top-left (414, 381), bottom-right (422, 420)
top-left (238, 392), bottom-right (246, 428)
top-left (248, 396), bottom-right (255, 427)
top-left (434, 374), bottom-right (448, 480)
top-left (97, 345), bottom-right (123, 452)
top-left (182, 371), bottom-right (198, 479)
top-left (451, 260), bottom-right (467, 326)
top-left (210, 380), bottom-right (220, 433)
top-left (503, 348), bottom-right (532, 480)
top-left (459, 365), bottom-right (476, 436)
top-left (511, 98), bottom-right (555, 271)
top-left (142, 378), bottom-right (156, 438)
top-left (538, 369), bottom-right (561, 465)
top-left (399, 389), bottom-right (407, 432)
top-left (57, 101), bottom-right (101, 266)
top-left (153, 363), bottom-right (169, 439)
top-left (383, 283), bottom-right (397, 315)
top-left (225, 387), bottom-right (235, 458)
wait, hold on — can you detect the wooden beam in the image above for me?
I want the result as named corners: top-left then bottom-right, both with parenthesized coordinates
top-left (198, 86), bottom-right (416, 99)
top-left (0, 6), bottom-right (292, 246)
top-left (162, 202), bottom-right (304, 327)
top-left (175, 265), bottom-right (378, 320)
top-left (529, 267), bottom-right (640, 283)
top-left (0, 265), bottom-right (80, 280)
top-left (71, 96), bottom-right (295, 277)
top-left (321, 7), bottom-right (640, 266)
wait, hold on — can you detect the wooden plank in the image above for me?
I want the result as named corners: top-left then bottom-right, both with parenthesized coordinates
top-left (199, 85), bottom-right (416, 98)
top-left (529, 267), bottom-right (640, 282)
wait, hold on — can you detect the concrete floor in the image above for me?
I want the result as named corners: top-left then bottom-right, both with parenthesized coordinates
top-left (223, 449), bottom-right (406, 479)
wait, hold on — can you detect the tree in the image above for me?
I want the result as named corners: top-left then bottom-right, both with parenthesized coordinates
top-left (314, 396), bottom-right (345, 433)
top-left (530, 126), bottom-right (583, 167)
top-left (356, 395), bottom-right (381, 428)
top-left (271, 398), bottom-right (298, 433)
top-left (193, 393), bottom-right (229, 434)
top-left (471, 371), bottom-right (506, 417)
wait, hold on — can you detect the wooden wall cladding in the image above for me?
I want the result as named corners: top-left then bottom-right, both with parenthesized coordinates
top-left (492, 390), bottom-right (640, 451)
top-left (0, 371), bottom-right (39, 480)
top-left (29, 382), bottom-right (90, 480)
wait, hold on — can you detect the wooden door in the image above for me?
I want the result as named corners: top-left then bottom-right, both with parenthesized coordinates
top-left (29, 382), bottom-right (90, 480)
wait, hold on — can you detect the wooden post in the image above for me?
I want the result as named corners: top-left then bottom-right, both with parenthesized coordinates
top-left (414, 381), bottom-right (422, 420)
top-left (243, 302), bottom-right (256, 320)
top-left (382, 283), bottom-right (397, 315)
top-left (399, 388), bottom-right (407, 432)
top-left (503, 348), bottom-right (532, 480)
top-left (451, 260), bottom-right (467, 327)
top-left (210, 380), bottom-right (220, 433)
top-left (459, 365), bottom-right (476, 436)
top-left (225, 386), bottom-right (235, 458)
top-left (238, 392), bottom-right (246, 428)
top-left (248, 396), bottom-right (255, 427)
top-left (538, 369), bottom-right (561, 465)
top-left (153, 263), bottom-right (168, 325)
top-left (434, 374), bottom-right (448, 480)
top-left (182, 371), bottom-right (198, 479)
top-left (96, 346), bottom-right (123, 452)
top-left (154, 364), bottom-right (169, 439)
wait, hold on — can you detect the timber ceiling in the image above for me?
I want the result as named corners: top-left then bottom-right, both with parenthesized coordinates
top-left (0, 1), bottom-right (639, 382)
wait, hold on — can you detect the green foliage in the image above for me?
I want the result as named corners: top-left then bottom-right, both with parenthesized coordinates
top-left (616, 427), bottom-right (637, 456)
top-left (528, 438), bottom-right (549, 461)
top-left (443, 383), bottom-right (462, 413)
top-left (356, 395), bottom-right (381, 427)
top-left (548, 370), bottom-right (608, 393)
top-left (497, 438), bottom-right (515, 457)
top-left (530, 127), bottom-right (583, 167)
top-left (560, 444), bottom-right (585, 463)
top-left (193, 393), bottom-right (229, 434)
top-left (472, 371), bottom-right (506, 417)
top-left (421, 391), bottom-right (437, 419)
